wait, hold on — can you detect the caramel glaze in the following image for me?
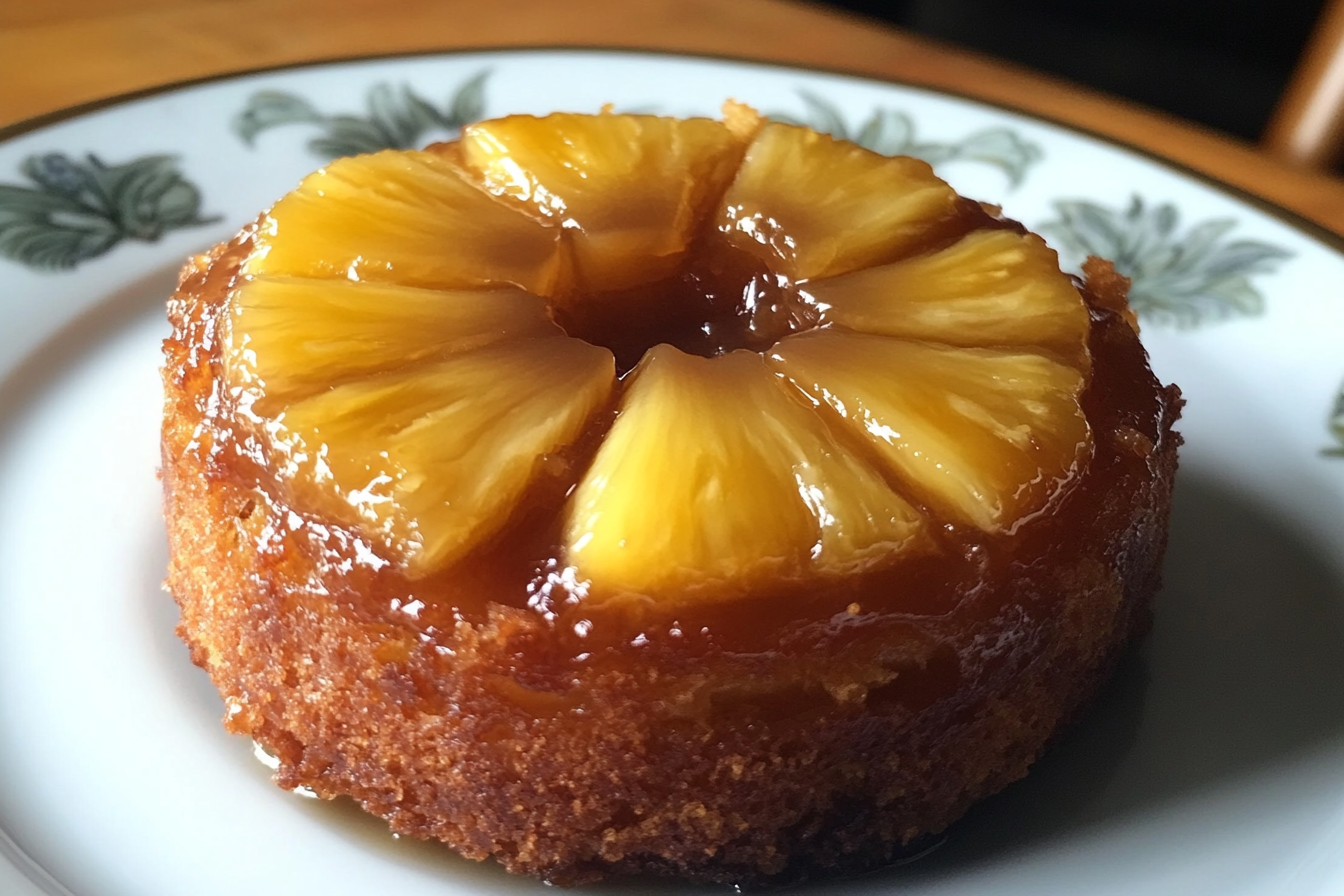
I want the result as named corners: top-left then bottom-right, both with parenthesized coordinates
top-left (172, 195), bottom-right (1176, 706)
top-left (163, 203), bottom-right (1182, 884)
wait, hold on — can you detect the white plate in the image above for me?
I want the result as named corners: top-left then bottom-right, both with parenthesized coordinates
top-left (1, 49), bottom-right (1342, 896)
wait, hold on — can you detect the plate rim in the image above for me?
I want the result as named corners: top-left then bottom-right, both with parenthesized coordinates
top-left (2, 44), bottom-right (1343, 258)
top-left (1, 43), bottom-right (1342, 896)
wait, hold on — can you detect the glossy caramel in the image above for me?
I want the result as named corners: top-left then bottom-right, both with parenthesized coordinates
top-left (174, 206), bottom-right (1171, 690)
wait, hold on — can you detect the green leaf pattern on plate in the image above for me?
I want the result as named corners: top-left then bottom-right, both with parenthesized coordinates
top-left (0, 153), bottom-right (219, 271)
top-left (233, 70), bottom-right (490, 158)
top-left (1041, 195), bottom-right (1292, 328)
top-left (12, 72), bottom-right (1323, 454)
top-left (771, 89), bottom-right (1044, 187)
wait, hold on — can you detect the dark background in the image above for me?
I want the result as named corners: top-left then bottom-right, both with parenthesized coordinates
top-left (816, 0), bottom-right (1328, 143)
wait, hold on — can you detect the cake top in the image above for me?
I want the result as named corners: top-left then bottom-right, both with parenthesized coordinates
top-left (221, 104), bottom-right (1093, 612)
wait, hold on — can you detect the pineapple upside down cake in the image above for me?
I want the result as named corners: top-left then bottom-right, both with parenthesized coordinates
top-left (161, 102), bottom-right (1181, 886)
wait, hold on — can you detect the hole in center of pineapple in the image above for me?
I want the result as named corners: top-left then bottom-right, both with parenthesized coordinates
top-left (552, 243), bottom-right (822, 377)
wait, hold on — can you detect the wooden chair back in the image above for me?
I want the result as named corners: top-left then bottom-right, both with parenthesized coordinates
top-left (1263, 0), bottom-right (1344, 168)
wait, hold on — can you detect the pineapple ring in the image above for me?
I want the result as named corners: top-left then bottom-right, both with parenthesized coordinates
top-left (226, 107), bottom-right (1092, 605)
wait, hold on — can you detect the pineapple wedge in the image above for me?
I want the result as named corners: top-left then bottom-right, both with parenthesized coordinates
top-left (272, 336), bottom-right (615, 573)
top-left (717, 122), bottom-right (959, 281)
top-left (564, 346), bottom-right (925, 602)
top-left (245, 150), bottom-right (567, 296)
top-left (460, 113), bottom-right (746, 292)
top-left (224, 107), bottom-right (1098, 597)
top-left (803, 230), bottom-right (1091, 361)
top-left (769, 329), bottom-right (1091, 534)
top-left (225, 276), bottom-right (559, 411)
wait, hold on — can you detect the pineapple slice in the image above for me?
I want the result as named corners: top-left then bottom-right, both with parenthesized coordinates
top-left (225, 276), bottom-right (559, 411)
top-left (564, 347), bottom-right (925, 602)
top-left (460, 113), bottom-right (746, 292)
top-left (225, 107), bottom-right (1098, 596)
top-left (716, 122), bottom-right (959, 281)
top-left (769, 329), bottom-right (1090, 534)
top-left (803, 230), bottom-right (1091, 362)
top-left (245, 150), bottom-right (567, 295)
top-left (271, 336), bottom-right (615, 573)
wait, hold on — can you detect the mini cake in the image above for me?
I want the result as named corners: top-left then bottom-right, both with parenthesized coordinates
top-left (161, 103), bottom-right (1181, 886)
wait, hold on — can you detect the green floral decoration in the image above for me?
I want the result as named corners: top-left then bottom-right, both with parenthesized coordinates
top-left (1041, 195), bottom-right (1292, 328)
top-left (233, 70), bottom-right (490, 158)
top-left (1325, 380), bottom-right (1344, 458)
top-left (0, 152), bottom-right (219, 272)
top-left (771, 89), bottom-right (1044, 187)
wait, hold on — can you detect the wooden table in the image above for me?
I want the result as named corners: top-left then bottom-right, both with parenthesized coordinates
top-left (6, 0), bottom-right (1344, 238)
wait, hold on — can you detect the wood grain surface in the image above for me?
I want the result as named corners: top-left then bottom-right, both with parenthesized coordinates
top-left (5, 0), bottom-right (1344, 237)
